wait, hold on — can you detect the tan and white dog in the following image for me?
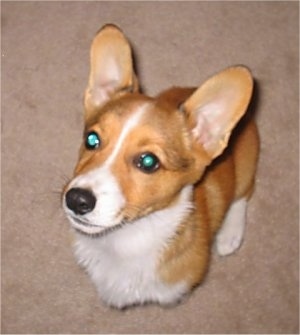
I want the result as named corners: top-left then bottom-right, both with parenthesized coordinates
top-left (62, 24), bottom-right (259, 308)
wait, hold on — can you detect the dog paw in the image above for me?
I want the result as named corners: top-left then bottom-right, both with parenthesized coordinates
top-left (216, 233), bottom-right (243, 256)
top-left (216, 198), bottom-right (247, 256)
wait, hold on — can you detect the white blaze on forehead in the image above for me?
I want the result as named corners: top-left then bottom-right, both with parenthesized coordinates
top-left (65, 103), bottom-right (149, 232)
top-left (104, 104), bottom-right (148, 167)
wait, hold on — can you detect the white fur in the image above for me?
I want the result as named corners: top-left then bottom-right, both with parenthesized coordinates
top-left (74, 185), bottom-right (194, 308)
top-left (216, 197), bottom-right (247, 256)
top-left (63, 105), bottom-right (147, 235)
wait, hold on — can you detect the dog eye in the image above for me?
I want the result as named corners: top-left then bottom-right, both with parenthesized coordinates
top-left (85, 131), bottom-right (101, 150)
top-left (135, 153), bottom-right (160, 173)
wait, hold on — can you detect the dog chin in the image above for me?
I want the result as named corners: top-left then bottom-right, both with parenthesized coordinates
top-left (68, 215), bottom-right (123, 237)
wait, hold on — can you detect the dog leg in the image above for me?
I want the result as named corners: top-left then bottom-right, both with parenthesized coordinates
top-left (216, 198), bottom-right (247, 256)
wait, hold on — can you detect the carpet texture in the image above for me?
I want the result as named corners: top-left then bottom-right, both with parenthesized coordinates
top-left (2, 2), bottom-right (299, 334)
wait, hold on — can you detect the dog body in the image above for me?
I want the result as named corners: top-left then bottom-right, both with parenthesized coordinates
top-left (63, 25), bottom-right (259, 308)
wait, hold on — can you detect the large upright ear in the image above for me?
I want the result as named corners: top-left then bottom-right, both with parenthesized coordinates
top-left (182, 66), bottom-right (253, 160)
top-left (84, 24), bottom-right (139, 116)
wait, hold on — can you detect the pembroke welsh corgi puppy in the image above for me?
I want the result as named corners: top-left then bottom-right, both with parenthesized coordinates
top-left (62, 24), bottom-right (259, 309)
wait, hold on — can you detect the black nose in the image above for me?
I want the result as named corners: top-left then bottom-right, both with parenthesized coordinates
top-left (65, 188), bottom-right (96, 215)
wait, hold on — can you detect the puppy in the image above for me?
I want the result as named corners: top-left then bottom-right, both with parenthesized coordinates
top-left (62, 24), bottom-right (259, 308)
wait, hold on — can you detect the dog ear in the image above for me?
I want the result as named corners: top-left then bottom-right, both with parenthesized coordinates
top-left (182, 66), bottom-right (253, 160)
top-left (84, 24), bottom-right (139, 116)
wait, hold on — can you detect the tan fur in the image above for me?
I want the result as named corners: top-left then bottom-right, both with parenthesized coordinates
top-left (154, 87), bottom-right (259, 286)
top-left (159, 96), bottom-right (258, 286)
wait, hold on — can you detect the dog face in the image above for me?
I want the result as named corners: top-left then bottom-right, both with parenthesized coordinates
top-left (63, 94), bottom-right (208, 235)
top-left (63, 25), bottom-right (253, 236)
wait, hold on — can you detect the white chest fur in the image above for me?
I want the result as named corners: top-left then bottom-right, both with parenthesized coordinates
top-left (73, 186), bottom-right (193, 308)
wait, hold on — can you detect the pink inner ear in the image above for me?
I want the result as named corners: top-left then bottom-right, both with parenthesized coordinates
top-left (190, 98), bottom-right (229, 152)
top-left (98, 79), bottom-right (118, 94)
top-left (88, 87), bottom-right (108, 107)
top-left (88, 54), bottom-right (123, 105)
top-left (191, 113), bottom-right (212, 147)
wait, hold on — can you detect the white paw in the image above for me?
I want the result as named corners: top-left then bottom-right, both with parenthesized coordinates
top-left (215, 198), bottom-right (247, 256)
top-left (216, 232), bottom-right (243, 256)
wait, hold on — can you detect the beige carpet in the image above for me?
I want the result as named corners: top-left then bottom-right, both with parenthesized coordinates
top-left (2, 2), bottom-right (299, 334)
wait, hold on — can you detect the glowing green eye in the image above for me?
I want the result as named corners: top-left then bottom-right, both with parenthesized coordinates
top-left (85, 131), bottom-right (101, 150)
top-left (136, 153), bottom-right (160, 173)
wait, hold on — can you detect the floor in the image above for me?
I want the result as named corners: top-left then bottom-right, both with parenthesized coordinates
top-left (2, 2), bottom-right (299, 334)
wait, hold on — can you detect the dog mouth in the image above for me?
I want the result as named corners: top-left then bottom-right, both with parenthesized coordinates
top-left (72, 216), bottom-right (96, 227)
top-left (66, 211), bottom-right (126, 237)
top-left (66, 214), bottom-right (106, 235)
